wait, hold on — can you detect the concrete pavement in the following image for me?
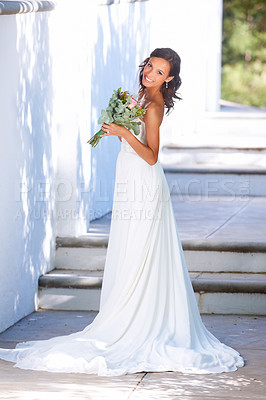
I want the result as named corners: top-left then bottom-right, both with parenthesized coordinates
top-left (0, 311), bottom-right (265, 399)
top-left (88, 195), bottom-right (266, 243)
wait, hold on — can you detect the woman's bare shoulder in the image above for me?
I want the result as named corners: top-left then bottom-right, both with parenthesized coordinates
top-left (144, 98), bottom-right (164, 126)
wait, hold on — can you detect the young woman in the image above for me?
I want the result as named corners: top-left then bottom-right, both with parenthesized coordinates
top-left (0, 48), bottom-right (244, 376)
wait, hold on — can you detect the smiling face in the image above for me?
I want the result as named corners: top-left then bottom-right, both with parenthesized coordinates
top-left (142, 57), bottom-right (173, 89)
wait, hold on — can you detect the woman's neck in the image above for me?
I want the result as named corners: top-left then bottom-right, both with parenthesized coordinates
top-left (146, 86), bottom-right (161, 99)
top-left (140, 87), bottom-right (163, 106)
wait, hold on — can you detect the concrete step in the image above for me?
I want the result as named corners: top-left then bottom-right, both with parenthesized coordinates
top-left (55, 235), bottom-right (266, 274)
top-left (159, 146), bottom-right (266, 169)
top-left (55, 235), bottom-right (108, 271)
top-left (196, 111), bottom-right (266, 140)
top-left (160, 111), bottom-right (266, 154)
top-left (162, 165), bottom-right (266, 197)
top-left (38, 270), bottom-right (102, 312)
top-left (38, 269), bottom-right (266, 315)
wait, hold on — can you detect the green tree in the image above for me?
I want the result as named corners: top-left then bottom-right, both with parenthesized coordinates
top-left (222, 0), bottom-right (266, 108)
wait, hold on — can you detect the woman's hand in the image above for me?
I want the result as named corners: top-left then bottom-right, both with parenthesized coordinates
top-left (100, 123), bottom-right (128, 140)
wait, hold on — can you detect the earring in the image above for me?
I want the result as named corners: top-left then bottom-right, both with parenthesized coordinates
top-left (165, 82), bottom-right (168, 89)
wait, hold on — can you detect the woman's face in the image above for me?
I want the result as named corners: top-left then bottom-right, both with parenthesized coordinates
top-left (142, 57), bottom-right (172, 89)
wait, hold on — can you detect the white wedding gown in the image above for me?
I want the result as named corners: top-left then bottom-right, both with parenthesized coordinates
top-left (0, 121), bottom-right (244, 376)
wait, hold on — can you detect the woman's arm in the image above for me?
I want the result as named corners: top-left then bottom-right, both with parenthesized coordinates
top-left (101, 103), bottom-right (163, 166)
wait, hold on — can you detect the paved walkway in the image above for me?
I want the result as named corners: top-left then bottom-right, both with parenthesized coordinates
top-left (0, 311), bottom-right (265, 399)
top-left (1, 195), bottom-right (265, 399)
top-left (88, 195), bottom-right (266, 243)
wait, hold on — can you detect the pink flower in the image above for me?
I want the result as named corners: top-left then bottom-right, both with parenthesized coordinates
top-left (128, 97), bottom-right (138, 109)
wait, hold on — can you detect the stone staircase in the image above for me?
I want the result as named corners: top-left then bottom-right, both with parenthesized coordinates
top-left (38, 234), bottom-right (266, 315)
top-left (159, 110), bottom-right (266, 197)
top-left (160, 148), bottom-right (266, 198)
top-left (38, 110), bottom-right (266, 315)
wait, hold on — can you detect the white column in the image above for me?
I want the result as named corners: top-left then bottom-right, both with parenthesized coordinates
top-left (49, 0), bottom-right (96, 237)
top-left (149, 0), bottom-right (223, 144)
top-left (204, 0), bottom-right (223, 112)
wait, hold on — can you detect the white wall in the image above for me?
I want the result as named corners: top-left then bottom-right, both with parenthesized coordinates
top-left (0, 0), bottom-right (223, 332)
top-left (0, 0), bottom-right (152, 332)
top-left (50, 0), bottom-right (151, 235)
top-left (0, 11), bottom-right (55, 332)
top-left (48, 0), bottom-right (223, 234)
top-left (89, 2), bottom-right (151, 223)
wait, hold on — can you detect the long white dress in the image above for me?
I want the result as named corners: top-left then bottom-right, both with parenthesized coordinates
top-left (0, 121), bottom-right (244, 376)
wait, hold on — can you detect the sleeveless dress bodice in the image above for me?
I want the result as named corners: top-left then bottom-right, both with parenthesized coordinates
top-left (121, 120), bottom-right (147, 154)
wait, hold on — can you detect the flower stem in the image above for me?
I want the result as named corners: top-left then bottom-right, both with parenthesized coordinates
top-left (87, 129), bottom-right (105, 147)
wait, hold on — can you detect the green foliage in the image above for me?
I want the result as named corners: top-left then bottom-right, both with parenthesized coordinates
top-left (98, 109), bottom-right (114, 124)
top-left (98, 87), bottom-right (146, 128)
top-left (88, 88), bottom-right (147, 147)
top-left (222, 0), bottom-right (266, 108)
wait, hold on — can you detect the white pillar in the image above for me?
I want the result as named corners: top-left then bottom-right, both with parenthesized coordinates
top-left (204, 0), bottom-right (223, 112)
top-left (49, 0), bottom-right (95, 237)
top-left (149, 0), bottom-right (223, 144)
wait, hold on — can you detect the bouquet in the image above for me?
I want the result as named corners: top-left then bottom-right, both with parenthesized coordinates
top-left (87, 87), bottom-right (147, 147)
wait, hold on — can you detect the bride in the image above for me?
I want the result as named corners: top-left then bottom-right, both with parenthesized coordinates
top-left (0, 48), bottom-right (244, 376)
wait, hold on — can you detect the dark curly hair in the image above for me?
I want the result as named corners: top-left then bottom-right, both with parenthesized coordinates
top-left (139, 48), bottom-right (182, 114)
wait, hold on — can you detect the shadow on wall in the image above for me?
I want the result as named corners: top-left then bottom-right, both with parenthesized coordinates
top-left (88, 2), bottom-right (150, 224)
top-left (0, 12), bottom-right (55, 330)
